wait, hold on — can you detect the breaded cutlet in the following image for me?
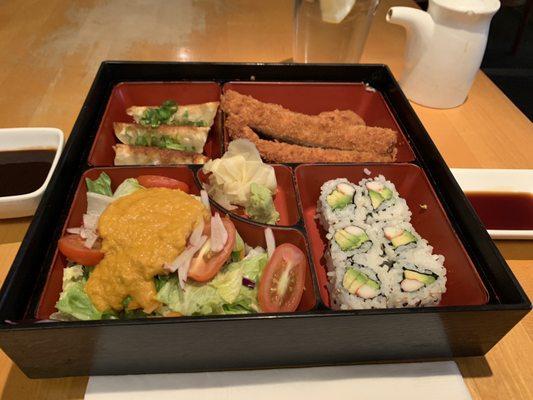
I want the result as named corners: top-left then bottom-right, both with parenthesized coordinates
top-left (221, 90), bottom-right (397, 155)
top-left (225, 115), bottom-right (396, 163)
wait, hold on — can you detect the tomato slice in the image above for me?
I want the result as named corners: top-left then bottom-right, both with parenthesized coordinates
top-left (137, 175), bottom-right (190, 193)
top-left (258, 243), bottom-right (306, 313)
top-left (188, 218), bottom-right (236, 282)
top-left (58, 234), bottom-right (104, 266)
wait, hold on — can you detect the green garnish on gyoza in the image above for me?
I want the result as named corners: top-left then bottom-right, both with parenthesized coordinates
top-left (139, 100), bottom-right (179, 128)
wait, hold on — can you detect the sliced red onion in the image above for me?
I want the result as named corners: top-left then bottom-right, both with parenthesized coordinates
top-left (165, 235), bottom-right (208, 289)
top-left (179, 236), bottom-right (208, 288)
top-left (242, 277), bottom-right (255, 289)
top-left (164, 242), bottom-right (197, 273)
top-left (189, 218), bottom-right (205, 247)
top-left (83, 230), bottom-right (99, 249)
top-left (265, 228), bottom-right (275, 259)
top-left (83, 213), bottom-right (99, 231)
top-left (86, 192), bottom-right (113, 215)
top-left (210, 212), bottom-right (228, 252)
top-left (200, 190), bottom-right (210, 209)
top-left (65, 193), bottom-right (107, 250)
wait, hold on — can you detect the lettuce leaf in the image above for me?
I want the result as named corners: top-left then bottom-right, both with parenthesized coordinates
top-left (113, 178), bottom-right (143, 199)
top-left (62, 264), bottom-right (85, 290)
top-left (85, 172), bottom-right (113, 196)
top-left (233, 251), bottom-right (268, 313)
top-left (55, 265), bottom-right (102, 321)
top-left (156, 250), bottom-right (268, 316)
top-left (156, 277), bottom-right (224, 316)
top-left (55, 281), bottom-right (102, 321)
top-left (222, 302), bottom-right (254, 314)
top-left (241, 248), bottom-right (268, 282)
top-left (210, 263), bottom-right (243, 304)
top-left (204, 250), bottom-right (267, 309)
top-left (231, 287), bottom-right (260, 313)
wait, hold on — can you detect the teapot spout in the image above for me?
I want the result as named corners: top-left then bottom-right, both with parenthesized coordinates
top-left (386, 6), bottom-right (433, 41)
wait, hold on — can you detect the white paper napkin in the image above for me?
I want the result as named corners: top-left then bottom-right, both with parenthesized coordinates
top-left (85, 361), bottom-right (471, 400)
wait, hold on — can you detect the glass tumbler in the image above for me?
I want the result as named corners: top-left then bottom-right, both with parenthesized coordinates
top-left (293, 0), bottom-right (380, 63)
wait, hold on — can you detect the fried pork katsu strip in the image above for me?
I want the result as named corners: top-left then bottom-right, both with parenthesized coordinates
top-left (318, 109), bottom-right (366, 126)
top-left (225, 115), bottom-right (396, 163)
top-left (221, 90), bottom-right (397, 155)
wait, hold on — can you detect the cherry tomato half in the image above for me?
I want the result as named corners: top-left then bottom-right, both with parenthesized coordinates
top-left (58, 234), bottom-right (104, 266)
top-left (258, 243), bottom-right (306, 313)
top-left (188, 218), bottom-right (236, 282)
top-left (137, 175), bottom-right (190, 193)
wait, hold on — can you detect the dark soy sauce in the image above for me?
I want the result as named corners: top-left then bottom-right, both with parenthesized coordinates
top-left (466, 191), bottom-right (533, 230)
top-left (0, 149), bottom-right (56, 197)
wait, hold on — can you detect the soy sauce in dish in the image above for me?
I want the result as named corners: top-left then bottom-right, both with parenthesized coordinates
top-left (466, 191), bottom-right (533, 230)
top-left (0, 149), bottom-right (56, 197)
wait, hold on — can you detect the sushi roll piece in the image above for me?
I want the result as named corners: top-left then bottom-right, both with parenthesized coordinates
top-left (317, 179), bottom-right (366, 231)
top-left (326, 181), bottom-right (356, 210)
top-left (327, 260), bottom-right (388, 310)
top-left (326, 221), bottom-right (388, 273)
top-left (358, 175), bottom-right (411, 224)
top-left (387, 256), bottom-right (447, 308)
top-left (327, 223), bottom-right (378, 262)
top-left (381, 223), bottom-right (422, 260)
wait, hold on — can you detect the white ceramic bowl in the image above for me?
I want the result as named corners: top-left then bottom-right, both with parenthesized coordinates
top-left (451, 168), bottom-right (533, 240)
top-left (0, 128), bottom-right (64, 219)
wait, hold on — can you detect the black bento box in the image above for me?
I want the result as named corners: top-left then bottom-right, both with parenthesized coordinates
top-left (0, 62), bottom-right (529, 378)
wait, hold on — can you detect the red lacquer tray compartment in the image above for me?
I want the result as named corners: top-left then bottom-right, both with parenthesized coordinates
top-left (295, 163), bottom-right (489, 309)
top-left (222, 82), bottom-right (415, 162)
top-left (36, 166), bottom-right (315, 319)
top-left (88, 82), bottom-right (223, 166)
top-left (197, 164), bottom-right (300, 226)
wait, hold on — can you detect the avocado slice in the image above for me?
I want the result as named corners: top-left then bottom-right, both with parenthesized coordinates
top-left (404, 269), bottom-right (436, 285)
top-left (391, 230), bottom-right (417, 248)
top-left (364, 278), bottom-right (380, 290)
top-left (342, 268), bottom-right (368, 294)
top-left (379, 187), bottom-right (393, 201)
top-left (368, 190), bottom-right (384, 209)
top-left (334, 230), bottom-right (353, 251)
top-left (327, 190), bottom-right (352, 210)
top-left (326, 183), bottom-right (355, 210)
top-left (334, 227), bottom-right (370, 251)
top-left (368, 186), bottom-right (393, 209)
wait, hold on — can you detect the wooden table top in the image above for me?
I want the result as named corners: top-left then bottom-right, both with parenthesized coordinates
top-left (0, 0), bottom-right (531, 399)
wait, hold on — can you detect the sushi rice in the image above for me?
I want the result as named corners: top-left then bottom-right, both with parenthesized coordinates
top-left (318, 175), bottom-right (447, 309)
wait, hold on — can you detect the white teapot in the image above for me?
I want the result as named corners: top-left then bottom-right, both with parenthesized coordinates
top-left (387, 0), bottom-right (500, 108)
